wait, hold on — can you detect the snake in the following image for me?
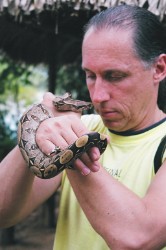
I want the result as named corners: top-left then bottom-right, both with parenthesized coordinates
top-left (18, 93), bottom-right (108, 179)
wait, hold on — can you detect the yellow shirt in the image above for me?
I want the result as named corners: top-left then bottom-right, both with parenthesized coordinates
top-left (53, 114), bottom-right (166, 250)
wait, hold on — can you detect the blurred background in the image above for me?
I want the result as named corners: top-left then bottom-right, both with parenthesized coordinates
top-left (0, 0), bottom-right (166, 249)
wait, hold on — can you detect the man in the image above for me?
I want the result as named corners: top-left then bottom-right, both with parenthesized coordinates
top-left (1, 4), bottom-right (166, 249)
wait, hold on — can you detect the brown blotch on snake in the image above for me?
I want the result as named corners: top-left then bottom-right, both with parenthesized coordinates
top-left (18, 93), bottom-right (108, 179)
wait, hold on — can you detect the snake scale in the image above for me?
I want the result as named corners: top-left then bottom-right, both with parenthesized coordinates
top-left (18, 93), bottom-right (108, 179)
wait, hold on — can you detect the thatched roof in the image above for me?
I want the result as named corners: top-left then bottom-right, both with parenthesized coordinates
top-left (0, 0), bottom-right (166, 22)
top-left (0, 0), bottom-right (166, 79)
top-left (0, 0), bottom-right (166, 73)
top-left (0, 0), bottom-right (165, 67)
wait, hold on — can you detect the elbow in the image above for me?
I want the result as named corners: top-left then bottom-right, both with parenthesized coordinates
top-left (0, 216), bottom-right (20, 229)
top-left (0, 208), bottom-right (19, 229)
top-left (0, 223), bottom-right (13, 229)
top-left (99, 227), bottom-right (162, 250)
top-left (0, 215), bottom-right (16, 229)
top-left (105, 234), bottom-right (149, 250)
top-left (102, 235), bottom-right (144, 250)
top-left (0, 210), bottom-right (9, 228)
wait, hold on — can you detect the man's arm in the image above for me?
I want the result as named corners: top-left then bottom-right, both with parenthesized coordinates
top-left (0, 94), bottom-right (63, 228)
top-left (0, 146), bottom-right (61, 228)
top-left (66, 162), bottom-right (166, 250)
top-left (36, 92), bottom-right (166, 249)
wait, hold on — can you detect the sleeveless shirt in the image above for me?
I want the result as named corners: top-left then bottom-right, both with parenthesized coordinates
top-left (53, 114), bottom-right (166, 250)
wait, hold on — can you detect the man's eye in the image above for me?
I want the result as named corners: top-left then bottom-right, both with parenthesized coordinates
top-left (104, 72), bottom-right (127, 82)
top-left (86, 73), bottom-right (96, 80)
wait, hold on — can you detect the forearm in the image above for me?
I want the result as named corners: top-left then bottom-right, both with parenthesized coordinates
top-left (0, 146), bottom-right (35, 227)
top-left (66, 167), bottom-right (160, 249)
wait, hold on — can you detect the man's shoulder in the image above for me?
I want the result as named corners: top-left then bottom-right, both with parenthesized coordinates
top-left (81, 114), bottom-right (107, 133)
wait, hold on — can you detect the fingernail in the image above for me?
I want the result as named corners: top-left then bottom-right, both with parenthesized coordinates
top-left (92, 164), bottom-right (100, 172)
top-left (81, 167), bottom-right (91, 176)
top-left (92, 150), bottom-right (100, 161)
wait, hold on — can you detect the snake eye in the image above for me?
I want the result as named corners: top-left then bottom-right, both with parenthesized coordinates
top-left (31, 144), bottom-right (38, 150)
top-left (31, 115), bottom-right (40, 123)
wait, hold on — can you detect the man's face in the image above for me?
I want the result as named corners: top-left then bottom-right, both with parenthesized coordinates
top-left (82, 28), bottom-right (158, 132)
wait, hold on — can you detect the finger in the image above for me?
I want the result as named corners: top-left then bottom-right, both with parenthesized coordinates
top-left (71, 118), bottom-right (90, 138)
top-left (61, 126), bottom-right (101, 172)
top-left (87, 134), bottom-right (110, 161)
top-left (73, 152), bottom-right (100, 174)
top-left (80, 152), bottom-right (100, 172)
top-left (88, 147), bottom-right (101, 161)
top-left (41, 140), bottom-right (62, 157)
top-left (73, 158), bottom-right (91, 176)
top-left (52, 115), bottom-right (89, 145)
top-left (42, 92), bottom-right (55, 106)
top-left (36, 133), bottom-right (68, 156)
top-left (41, 92), bottom-right (61, 116)
top-left (36, 118), bottom-right (80, 156)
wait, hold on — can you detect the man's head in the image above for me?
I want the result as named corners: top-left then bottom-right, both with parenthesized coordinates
top-left (82, 5), bottom-right (166, 132)
top-left (84, 5), bottom-right (166, 69)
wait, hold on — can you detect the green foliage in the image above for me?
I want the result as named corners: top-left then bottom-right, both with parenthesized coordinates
top-left (0, 110), bottom-right (16, 160)
top-left (0, 53), bottom-right (48, 161)
top-left (56, 61), bottom-right (91, 102)
top-left (0, 53), bottom-right (48, 104)
top-left (0, 52), bottom-right (31, 95)
top-left (0, 53), bottom-right (29, 159)
top-left (0, 50), bottom-right (92, 161)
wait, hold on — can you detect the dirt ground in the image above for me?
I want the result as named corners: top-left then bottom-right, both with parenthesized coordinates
top-left (0, 227), bottom-right (55, 250)
top-left (0, 195), bottom-right (60, 250)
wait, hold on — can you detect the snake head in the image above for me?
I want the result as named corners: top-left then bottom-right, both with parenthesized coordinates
top-left (53, 93), bottom-right (93, 112)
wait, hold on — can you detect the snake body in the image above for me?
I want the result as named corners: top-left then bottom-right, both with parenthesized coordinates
top-left (18, 93), bottom-right (107, 179)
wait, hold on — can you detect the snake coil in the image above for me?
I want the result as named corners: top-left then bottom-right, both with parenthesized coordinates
top-left (18, 93), bottom-right (107, 179)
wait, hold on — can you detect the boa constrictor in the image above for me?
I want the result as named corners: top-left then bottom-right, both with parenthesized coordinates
top-left (18, 93), bottom-right (108, 179)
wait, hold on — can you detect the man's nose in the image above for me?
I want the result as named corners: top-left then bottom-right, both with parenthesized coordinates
top-left (92, 80), bottom-right (110, 103)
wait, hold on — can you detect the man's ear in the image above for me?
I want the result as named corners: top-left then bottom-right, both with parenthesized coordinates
top-left (153, 54), bottom-right (166, 83)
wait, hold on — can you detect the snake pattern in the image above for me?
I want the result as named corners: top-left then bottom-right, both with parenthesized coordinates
top-left (18, 93), bottom-right (108, 179)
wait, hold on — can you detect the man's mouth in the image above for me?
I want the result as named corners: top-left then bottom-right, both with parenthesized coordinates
top-left (100, 110), bottom-right (118, 119)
